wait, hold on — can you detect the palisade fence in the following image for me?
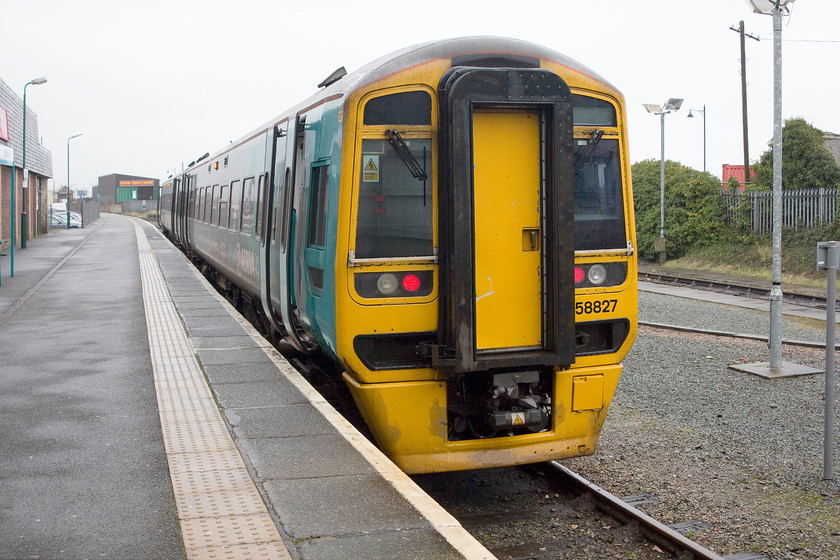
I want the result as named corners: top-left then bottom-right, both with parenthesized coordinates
top-left (120, 199), bottom-right (159, 213)
top-left (722, 187), bottom-right (838, 234)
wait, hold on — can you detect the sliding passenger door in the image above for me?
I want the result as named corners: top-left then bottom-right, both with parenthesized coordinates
top-left (261, 117), bottom-right (310, 351)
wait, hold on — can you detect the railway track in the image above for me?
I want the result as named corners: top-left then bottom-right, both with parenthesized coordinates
top-left (415, 462), bottom-right (768, 560)
top-left (639, 271), bottom-right (835, 311)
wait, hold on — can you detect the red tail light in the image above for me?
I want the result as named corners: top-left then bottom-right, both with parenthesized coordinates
top-left (402, 274), bottom-right (421, 292)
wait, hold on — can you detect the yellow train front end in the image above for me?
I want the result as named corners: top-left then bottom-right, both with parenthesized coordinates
top-left (333, 39), bottom-right (637, 474)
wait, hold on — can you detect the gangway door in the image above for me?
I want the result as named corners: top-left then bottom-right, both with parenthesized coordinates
top-left (436, 66), bottom-right (575, 373)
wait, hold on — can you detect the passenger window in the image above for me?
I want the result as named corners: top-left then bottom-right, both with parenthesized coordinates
top-left (240, 177), bottom-right (255, 234)
top-left (307, 164), bottom-right (329, 248)
top-left (255, 174), bottom-right (265, 240)
top-left (217, 184), bottom-right (229, 227)
top-left (209, 185), bottom-right (218, 224)
top-left (229, 180), bottom-right (242, 231)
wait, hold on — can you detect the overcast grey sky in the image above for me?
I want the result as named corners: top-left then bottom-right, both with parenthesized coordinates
top-left (3, 0), bottom-right (838, 193)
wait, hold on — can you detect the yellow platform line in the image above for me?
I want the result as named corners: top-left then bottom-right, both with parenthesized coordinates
top-left (132, 219), bottom-right (292, 560)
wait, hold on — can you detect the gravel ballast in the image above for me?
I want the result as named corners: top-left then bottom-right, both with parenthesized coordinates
top-left (565, 288), bottom-right (840, 559)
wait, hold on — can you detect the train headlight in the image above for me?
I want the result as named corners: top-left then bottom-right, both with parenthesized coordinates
top-left (587, 264), bottom-right (607, 285)
top-left (574, 262), bottom-right (627, 288)
top-left (355, 271), bottom-right (434, 299)
top-left (377, 273), bottom-right (399, 295)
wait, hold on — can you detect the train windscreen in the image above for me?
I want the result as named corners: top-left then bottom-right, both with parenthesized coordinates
top-left (355, 90), bottom-right (434, 260)
top-left (572, 94), bottom-right (626, 251)
top-left (573, 137), bottom-right (626, 250)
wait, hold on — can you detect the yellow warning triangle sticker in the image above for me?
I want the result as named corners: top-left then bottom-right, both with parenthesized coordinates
top-left (365, 159), bottom-right (378, 171)
top-left (513, 414), bottom-right (525, 425)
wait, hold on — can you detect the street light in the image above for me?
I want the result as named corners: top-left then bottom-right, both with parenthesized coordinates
top-left (67, 133), bottom-right (83, 229)
top-left (21, 77), bottom-right (47, 248)
top-left (687, 105), bottom-right (706, 173)
top-left (643, 98), bottom-right (683, 263)
top-left (747, 0), bottom-right (794, 371)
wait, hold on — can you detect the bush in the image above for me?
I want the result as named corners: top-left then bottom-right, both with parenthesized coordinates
top-left (632, 159), bottom-right (727, 260)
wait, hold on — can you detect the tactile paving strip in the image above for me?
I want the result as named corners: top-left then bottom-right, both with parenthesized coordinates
top-left (133, 220), bottom-right (291, 560)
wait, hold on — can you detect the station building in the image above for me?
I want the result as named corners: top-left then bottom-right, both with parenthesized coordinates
top-left (0, 77), bottom-right (54, 248)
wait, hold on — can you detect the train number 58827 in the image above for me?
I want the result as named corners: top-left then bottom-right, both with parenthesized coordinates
top-left (575, 299), bottom-right (618, 315)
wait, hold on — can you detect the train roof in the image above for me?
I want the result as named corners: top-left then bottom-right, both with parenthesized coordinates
top-left (179, 37), bottom-right (617, 177)
top-left (333, 36), bottom-right (617, 95)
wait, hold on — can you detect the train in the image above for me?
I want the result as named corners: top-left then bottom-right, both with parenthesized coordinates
top-left (159, 36), bottom-right (638, 474)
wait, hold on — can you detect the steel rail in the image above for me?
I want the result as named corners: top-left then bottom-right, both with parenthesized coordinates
top-left (549, 462), bottom-right (727, 560)
top-left (639, 271), bottom-right (834, 311)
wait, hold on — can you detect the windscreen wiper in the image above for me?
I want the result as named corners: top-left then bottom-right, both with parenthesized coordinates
top-left (385, 129), bottom-right (428, 181)
top-left (573, 129), bottom-right (605, 172)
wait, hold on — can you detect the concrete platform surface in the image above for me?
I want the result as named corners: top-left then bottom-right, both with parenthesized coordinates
top-left (0, 214), bottom-right (492, 560)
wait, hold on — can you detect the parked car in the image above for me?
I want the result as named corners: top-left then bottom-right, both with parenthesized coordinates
top-left (50, 214), bottom-right (82, 229)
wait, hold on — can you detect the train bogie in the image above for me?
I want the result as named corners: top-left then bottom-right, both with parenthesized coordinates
top-left (161, 37), bottom-right (638, 474)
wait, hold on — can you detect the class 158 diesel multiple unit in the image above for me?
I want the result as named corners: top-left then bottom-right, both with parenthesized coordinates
top-left (159, 36), bottom-right (638, 474)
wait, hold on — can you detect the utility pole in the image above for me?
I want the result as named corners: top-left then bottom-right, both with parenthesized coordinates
top-left (730, 21), bottom-right (759, 186)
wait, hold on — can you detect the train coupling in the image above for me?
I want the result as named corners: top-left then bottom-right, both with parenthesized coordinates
top-left (489, 371), bottom-right (549, 432)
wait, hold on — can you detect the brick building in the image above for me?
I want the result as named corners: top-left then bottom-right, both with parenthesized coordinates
top-left (0, 77), bottom-right (53, 247)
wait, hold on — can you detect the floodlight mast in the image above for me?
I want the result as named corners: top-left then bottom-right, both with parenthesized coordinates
top-left (643, 99), bottom-right (683, 263)
top-left (745, 0), bottom-right (794, 369)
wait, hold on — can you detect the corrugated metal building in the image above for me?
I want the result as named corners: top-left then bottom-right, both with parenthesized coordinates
top-left (0, 77), bottom-right (54, 247)
top-left (97, 173), bottom-right (159, 206)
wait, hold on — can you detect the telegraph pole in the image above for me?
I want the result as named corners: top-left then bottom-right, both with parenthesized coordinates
top-left (730, 21), bottom-right (760, 185)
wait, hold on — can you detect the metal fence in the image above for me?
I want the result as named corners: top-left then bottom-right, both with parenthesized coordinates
top-left (722, 188), bottom-right (838, 234)
top-left (120, 199), bottom-right (159, 214)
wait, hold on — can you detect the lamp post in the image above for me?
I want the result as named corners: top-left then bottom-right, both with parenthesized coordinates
top-left (67, 133), bottom-right (83, 229)
top-left (643, 98), bottom-right (683, 264)
top-left (687, 105), bottom-right (707, 173)
top-left (21, 77), bottom-right (47, 248)
top-left (747, 0), bottom-right (794, 370)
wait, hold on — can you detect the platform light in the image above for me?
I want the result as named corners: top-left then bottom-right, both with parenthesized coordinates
top-left (643, 98), bottom-right (683, 263)
top-left (67, 133), bottom-right (83, 229)
top-left (20, 77), bottom-right (47, 248)
top-left (744, 0), bottom-right (795, 371)
top-left (744, 0), bottom-right (794, 14)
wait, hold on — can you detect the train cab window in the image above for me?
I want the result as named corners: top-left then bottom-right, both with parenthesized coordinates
top-left (571, 95), bottom-right (626, 251)
top-left (355, 90), bottom-right (434, 260)
top-left (572, 95), bottom-right (617, 127)
top-left (573, 135), bottom-right (625, 251)
top-left (241, 177), bottom-right (255, 235)
top-left (229, 180), bottom-right (242, 232)
top-left (355, 137), bottom-right (433, 259)
top-left (363, 91), bottom-right (431, 125)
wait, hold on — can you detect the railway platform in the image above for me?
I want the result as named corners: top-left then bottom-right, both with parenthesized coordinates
top-left (0, 214), bottom-right (491, 560)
